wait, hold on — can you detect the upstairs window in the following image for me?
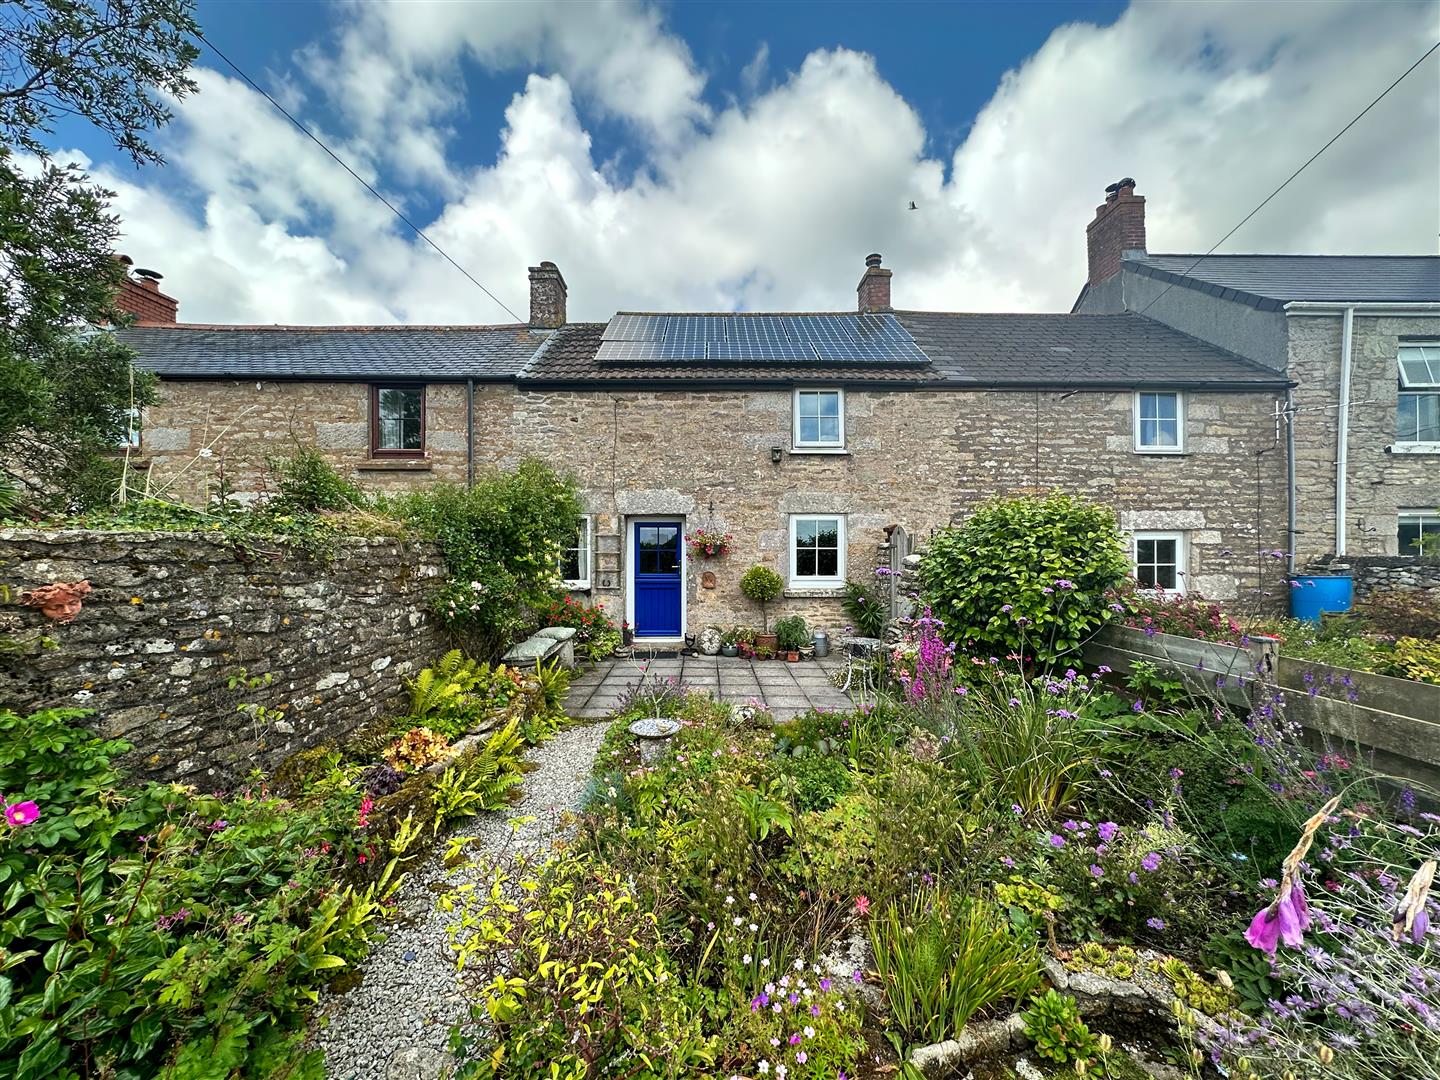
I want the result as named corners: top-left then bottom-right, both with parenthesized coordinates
top-left (1397, 343), bottom-right (1440, 445)
top-left (789, 514), bottom-right (846, 587)
top-left (1399, 511), bottom-right (1440, 556)
top-left (561, 516), bottom-right (592, 588)
top-left (1135, 391), bottom-right (1183, 453)
top-left (1133, 531), bottom-right (1185, 594)
top-left (793, 389), bottom-right (844, 449)
top-left (371, 385), bottom-right (424, 456)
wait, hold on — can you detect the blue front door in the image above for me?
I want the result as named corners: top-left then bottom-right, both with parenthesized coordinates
top-left (634, 521), bottom-right (683, 637)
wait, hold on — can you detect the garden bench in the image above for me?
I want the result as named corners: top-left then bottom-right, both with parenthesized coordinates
top-left (501, 626), bottom-right (577, 669)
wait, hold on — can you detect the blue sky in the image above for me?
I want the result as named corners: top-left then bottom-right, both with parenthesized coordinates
top-left (44, 0), bottom-right (1438, 325)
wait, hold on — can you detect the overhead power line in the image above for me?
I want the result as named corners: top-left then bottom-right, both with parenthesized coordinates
top-left (195, 30), bottom-right (525, 324)
top-left (1135, 39), bottom-right (1440, 318)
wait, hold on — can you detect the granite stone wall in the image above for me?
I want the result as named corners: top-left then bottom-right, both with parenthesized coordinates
top-left (132, 380), bottom-right (1290, 635)
top-left (0, 529), bottom-right (446, 784)
top-left (1289, 314), bottom-right (1440, 564)
top-left (1307, 553), bottom-right (1440, 600)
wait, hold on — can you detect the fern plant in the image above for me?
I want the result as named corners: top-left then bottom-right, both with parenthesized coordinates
top-left (408, 649), bottom-right (481, 717)
top-left (429, 720), bottom-right (526, 832)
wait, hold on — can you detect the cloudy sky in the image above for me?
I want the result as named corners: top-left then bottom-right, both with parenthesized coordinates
top-left (48, 0), bottom-right (1440, 325)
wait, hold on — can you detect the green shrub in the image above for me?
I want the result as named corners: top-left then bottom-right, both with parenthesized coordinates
top-left (268, 447), bottom-right (365, 512)
top-left (868, 889), bottom-right (1040, 1052)
top-left (0, 708), bottom-right (385, 1079)
top-left (443, 854), bottom-right (716, 1077)
top-left (842, 576), bottom-right (888, 638)
top-left (739, 565), bottom-right (784, 631)
top-left (1383, 636), bottom-right (1440, 684)
top-left (774, 614), bottom-right (810, 652)
top-left (779, 753), bottom-right (854, 812)
top-left (920, 491), bottom-right (1129, 661)
top-left (387, 460), bottom-right (582, 656)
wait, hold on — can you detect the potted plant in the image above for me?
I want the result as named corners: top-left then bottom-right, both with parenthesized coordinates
top-left (775, 615), bottom-right (808, 662)
top-left (720, 625), bottom-right (745, 658)
top-left (740, 565), bottom-right (784, 652)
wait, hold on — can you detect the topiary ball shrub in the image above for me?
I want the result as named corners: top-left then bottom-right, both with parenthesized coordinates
top-left (919, 491), bottom-right (1129, 663)
top-left (739, 565), bottom-right (784, 632)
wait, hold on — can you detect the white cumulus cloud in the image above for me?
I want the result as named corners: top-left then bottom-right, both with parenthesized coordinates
top-left (96, 0), bottom-right (1438, 326)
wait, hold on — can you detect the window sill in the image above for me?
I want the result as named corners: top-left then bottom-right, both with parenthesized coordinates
top-left (789, 446), bottom-right (850, 456)
top-left (357, 458), bottom-right (433, 471)
top-left (1389, 443), bottom-right (1440, 455)
top-left (784, 586), bottom-right (847, 599)
top-left (563, 582), bottom-right (592, 592)
top-left (1133, 448), bottom-right (1186, 456)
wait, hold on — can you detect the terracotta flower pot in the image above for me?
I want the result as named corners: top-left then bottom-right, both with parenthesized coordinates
top-left (757, 633), bottom-right (778, 653)
top-left (786, 651), bottom-right (799, 662)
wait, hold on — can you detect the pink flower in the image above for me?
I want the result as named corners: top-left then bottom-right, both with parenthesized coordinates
top-left (3, 801), bottom-right (39, 827)
top-left (854, 895), bottom-right (870, 916)
top-left (1245, 881), bottom-right (1309, 955)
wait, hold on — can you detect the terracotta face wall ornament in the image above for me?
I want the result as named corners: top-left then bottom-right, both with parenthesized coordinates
top-left (20, 580), bottom-right (92, 624)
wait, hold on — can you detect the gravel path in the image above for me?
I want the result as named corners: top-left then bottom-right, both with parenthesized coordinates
top-left (313, 721), bottom-right (611, 1080)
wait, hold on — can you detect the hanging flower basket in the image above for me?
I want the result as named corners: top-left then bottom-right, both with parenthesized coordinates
top-left (685, 528), bottom-right (733, 560)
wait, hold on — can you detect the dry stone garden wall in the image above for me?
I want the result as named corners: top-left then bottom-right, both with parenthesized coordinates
top-left (0, 529), bottom-right (447, 784)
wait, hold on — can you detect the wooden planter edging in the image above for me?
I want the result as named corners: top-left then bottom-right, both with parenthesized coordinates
top-left (1084, 625), bottom-right (1440, 788)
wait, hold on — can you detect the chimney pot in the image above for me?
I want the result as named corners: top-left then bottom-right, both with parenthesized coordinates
top-left (112, 257), bottom-right (178, 325)
top-left (1085, 177), bottom-right (1145, 287)
top-left (528, 261), bottom-right (567, 329)
top-left (857, 254), bottom-right (892, 313)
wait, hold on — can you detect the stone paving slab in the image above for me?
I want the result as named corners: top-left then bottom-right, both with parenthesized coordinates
top-left (563, 655), bottom-right (855, 719)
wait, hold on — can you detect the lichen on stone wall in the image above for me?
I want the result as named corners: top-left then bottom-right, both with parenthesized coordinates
top-left (0, 528), bottom-right (448, 784)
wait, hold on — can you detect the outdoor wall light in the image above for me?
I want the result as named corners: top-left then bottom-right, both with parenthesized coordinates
top-left (770, 446), bottom-right (784, 464)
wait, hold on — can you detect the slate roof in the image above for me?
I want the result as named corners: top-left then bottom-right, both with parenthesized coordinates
top-left (520, 321), bottom-right (939, 385)
top-left (1126, 254), bottom-right (1440, 310)
top-left (115, 324), bottom-right (544, 380)
top-left (895, 311), bottom-right (1284, 388)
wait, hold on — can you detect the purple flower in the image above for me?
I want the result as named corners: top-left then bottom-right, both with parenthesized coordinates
top-left (1141, 852), bottom-right (1162, 872)
top-left (1049, 834), bottom-right (1066, 848)
top-left (1128, 872), bottom-right (1139, 884)
top-left (1246, 887), bottom-right (1308, 955)
top-left (1147, 917), bottom-right (1166, 930)
top-left (1089, 864), bottom-right (1104, 878)
top-left (1098, 821), bottom-right (1119, 843)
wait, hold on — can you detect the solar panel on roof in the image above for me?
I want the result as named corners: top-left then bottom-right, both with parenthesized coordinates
top-left (597, 312), bottom-right (929, 365)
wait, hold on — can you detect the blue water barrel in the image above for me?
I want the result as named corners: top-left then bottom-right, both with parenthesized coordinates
top-left (1290, 574), bottom-right (1353, 622)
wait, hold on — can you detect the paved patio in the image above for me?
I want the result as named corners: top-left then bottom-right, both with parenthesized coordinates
top-left (564, 653), bottom-right (856, 721)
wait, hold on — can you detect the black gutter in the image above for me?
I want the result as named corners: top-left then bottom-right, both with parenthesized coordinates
top-left (466, 377), bottom-right (474, 490)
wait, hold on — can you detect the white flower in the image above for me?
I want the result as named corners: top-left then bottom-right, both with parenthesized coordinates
top-left (804, 1026), bottom-right (816, 1039)
top-left (793, 958), bottom-right (805, 971)
top-left (760, 958), bottom-right (770, 968)
top-left (749, 892), bottom-right (758, 901)
top-left (835, 1001), bottom-right (846, 1012)
top-left (733, 916), bottom-right (743, 927)
top-left (749, 922), bottom-right (759, 932)
top-left (758, 1065), bottom-right (769, 1076)
top-left (775, 1066), bottom-right (787, 1080)
top-left (743, 954), bottom-right (752, 965)
top-left (725, 895), bottom-right (735, 905)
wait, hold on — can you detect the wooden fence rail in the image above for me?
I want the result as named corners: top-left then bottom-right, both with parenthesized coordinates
top-left (1083, 625), bottom-right (1440, 791)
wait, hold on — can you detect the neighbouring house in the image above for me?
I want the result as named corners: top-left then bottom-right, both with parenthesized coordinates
top-left (1073, 178), bottom-right (1440, 568)
top-left (114, 208), bottom-right (1299, 643)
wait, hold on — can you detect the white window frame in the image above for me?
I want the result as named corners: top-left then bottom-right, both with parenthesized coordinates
top-left (1133, 390), bottom-right (1185, 454)
top-left (788, 514), bottom-right (847, 588)
top-left (561, 515), bottom-right (592, 590)
top-left (792, 388), bottom-right (846, 451)
top-left (118, 406), bottom-right (142, 450)
top-left (1132, 531), bottom-right (1186, 595)
top-left (1396, 343), bottom-right (1440, 449)
top-left (1398, 510), bottom-right (1440, 557)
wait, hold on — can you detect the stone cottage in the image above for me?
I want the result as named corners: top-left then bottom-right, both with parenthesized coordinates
top-left (114, 200), bottom-right (1317, 642)
top-left (1073, 179), bottom-right (1440, 570)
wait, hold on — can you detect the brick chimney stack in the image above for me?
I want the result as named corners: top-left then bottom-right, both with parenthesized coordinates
top-left (857, 252), bottom-right (892, 312)
top-left (1085, 177), bottom-right (1146, 287)
top-left (113, 256), bottom-right (178, 325)
top-left (528, 261), bottom-right (567, 329)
